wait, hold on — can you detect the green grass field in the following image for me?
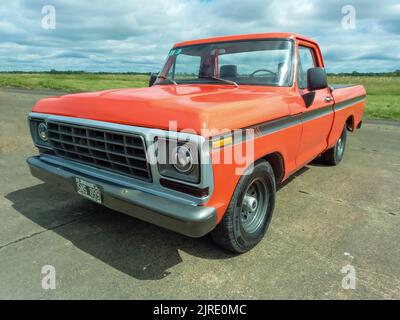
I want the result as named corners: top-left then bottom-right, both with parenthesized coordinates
top-left (0, 73), bottom-right (398, 120)
top-left (0, 73), bottom-right (149, 93)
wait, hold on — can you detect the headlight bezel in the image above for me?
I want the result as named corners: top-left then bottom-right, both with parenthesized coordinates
top-left (156, 137), bottom-right (201, 184)
top-left (37, 122), bottom-right (49, 142)
top-left (29, 118), bottom-right (51, 149)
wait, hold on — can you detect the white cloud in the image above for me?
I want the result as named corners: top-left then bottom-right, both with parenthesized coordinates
top-left (0, 0), bottom-right (398, 72)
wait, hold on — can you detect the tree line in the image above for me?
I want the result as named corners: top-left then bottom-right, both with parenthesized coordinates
top-left (1, 70), bottom-right (400, 77)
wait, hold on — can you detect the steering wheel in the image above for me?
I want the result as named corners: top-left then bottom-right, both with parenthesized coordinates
top-left (250, 69), bottom-right (277, 77)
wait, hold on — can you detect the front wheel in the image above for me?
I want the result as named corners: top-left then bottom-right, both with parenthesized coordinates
top-left (321, 125), bottom-right (348, 165)
top-left (211, 161), bottom-right (276, 253)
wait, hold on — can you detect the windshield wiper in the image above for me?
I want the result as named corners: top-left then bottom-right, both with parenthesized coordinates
top-left (200, 76), bottom-right (239, 87)
top-left (157, 75), bottom-right (178, 85)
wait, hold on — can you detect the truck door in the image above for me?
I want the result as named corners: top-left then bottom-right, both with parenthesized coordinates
top-left (295, 44), bottom-right (334, 167)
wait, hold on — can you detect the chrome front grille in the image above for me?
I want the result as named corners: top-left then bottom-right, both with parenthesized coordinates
top-left (47, 121), bottom-right (151, 182)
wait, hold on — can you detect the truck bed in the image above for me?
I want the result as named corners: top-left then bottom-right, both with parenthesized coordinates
top-left (330, 84), bottom-right (359, 90)
top-left (328, 84), bottom-right (366, 148)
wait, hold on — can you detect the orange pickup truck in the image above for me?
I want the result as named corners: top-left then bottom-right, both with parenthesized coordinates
top-left (27, 33), bottom-right (366, 253)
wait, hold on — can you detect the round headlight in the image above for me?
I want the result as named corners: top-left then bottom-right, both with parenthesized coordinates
top-left (37, 122), bottom-right (48, 142)
top-left (172, 145), bottom-right (194, 173)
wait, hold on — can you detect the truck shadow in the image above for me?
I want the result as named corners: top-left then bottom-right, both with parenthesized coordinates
top-left (308, 156), bottom-right (333, 167)
top-left (6, 163), bottom-right (313, 281)
top-left (6, 184), bottom-right (235, 281)
top-left (277, 166), bottom-right (309, 190)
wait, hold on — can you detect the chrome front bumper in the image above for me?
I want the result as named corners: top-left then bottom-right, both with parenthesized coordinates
top-left (27, 156), bottom-right (217, 238)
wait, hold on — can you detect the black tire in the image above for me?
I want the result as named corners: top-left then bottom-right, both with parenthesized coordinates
top-left (211, 160), bottom-right (276, 253)
top-left (321, 125), bottom-right (347, 165)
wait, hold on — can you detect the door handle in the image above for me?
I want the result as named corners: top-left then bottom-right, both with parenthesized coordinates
top-left (324, 96), bottom-right (333, 103)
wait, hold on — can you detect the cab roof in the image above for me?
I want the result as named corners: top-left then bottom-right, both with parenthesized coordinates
top-left (173, 32), bottom-right (316, 48)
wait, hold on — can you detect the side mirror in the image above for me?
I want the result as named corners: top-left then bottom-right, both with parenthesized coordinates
top-left (149, 73), bottom-right (158, 87)
top-left (307, 67), bottom-right (328, 91)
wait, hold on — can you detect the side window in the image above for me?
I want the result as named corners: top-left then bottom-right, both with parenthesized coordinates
top-left (298, 46), bottom-right (316, 89)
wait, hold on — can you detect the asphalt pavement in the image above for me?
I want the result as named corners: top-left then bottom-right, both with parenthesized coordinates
top-left (0, 88), bottom-right (399, 299)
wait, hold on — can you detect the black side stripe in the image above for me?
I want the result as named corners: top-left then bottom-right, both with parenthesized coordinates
top-left (211, 95), bottom-right (366, 145)
top-left (250, 104), bottom-right (333, 137)
top-left (298, 104), bottom-right (333, 123)
top-left (334, 95), bottom-right (366, 111)
top-left (250, 95), bottom-right (365, 136)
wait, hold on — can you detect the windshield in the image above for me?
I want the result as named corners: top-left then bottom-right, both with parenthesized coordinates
top-left (158, 39), bottom-right (294, 87)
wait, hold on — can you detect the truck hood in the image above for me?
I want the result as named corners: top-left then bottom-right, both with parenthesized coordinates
top-left (33, 84), bottom-right (290, 137)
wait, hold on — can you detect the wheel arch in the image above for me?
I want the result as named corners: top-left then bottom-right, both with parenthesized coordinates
top-left (259, 152), bottom-right (285, 184)
top-left (346, 114), bottom-right (355, 132)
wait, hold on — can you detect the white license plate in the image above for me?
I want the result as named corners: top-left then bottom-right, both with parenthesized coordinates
top-left (75, 177), bottom-right (102, 204)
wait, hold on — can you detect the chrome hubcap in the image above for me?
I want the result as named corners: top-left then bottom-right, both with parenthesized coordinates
top-left (240, 178), bottom-right (269, 234)
top-left (242, 195), bottom-right (258, 213)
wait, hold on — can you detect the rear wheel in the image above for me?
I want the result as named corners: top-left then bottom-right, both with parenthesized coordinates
top-left (211, 161), bottom-right (276, 253)
top-left (321, 125), bottom-right (347, 165)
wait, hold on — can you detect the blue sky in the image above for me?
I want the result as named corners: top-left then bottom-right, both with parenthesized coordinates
top-left (0, 0), bottom-right (399, 73)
